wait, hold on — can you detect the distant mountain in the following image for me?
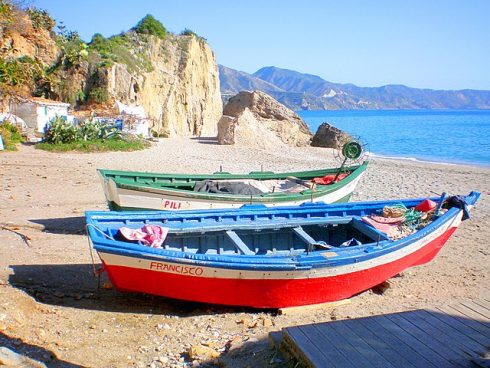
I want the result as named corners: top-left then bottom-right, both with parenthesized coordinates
top-left (219, 65), bottom-right (490, 110)
top-left (219, 65), bottom-right (284, 97)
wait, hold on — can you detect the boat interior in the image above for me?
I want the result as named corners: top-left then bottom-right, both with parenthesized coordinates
top-left (104, 215), bottom-right (392, 256)
top-left (107, 169), bottom-right (354, 194)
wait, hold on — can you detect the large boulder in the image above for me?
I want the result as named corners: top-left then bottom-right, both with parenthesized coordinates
top-left (217, 91), bottom-right (312, 148)
top-left (311, 122), bottom-right (351, 148)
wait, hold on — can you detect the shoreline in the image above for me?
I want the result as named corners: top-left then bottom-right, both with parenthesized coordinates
top-left (1, 139), bottom-right (489, 368)
top-left (369, 152), bottom-right (490, 170)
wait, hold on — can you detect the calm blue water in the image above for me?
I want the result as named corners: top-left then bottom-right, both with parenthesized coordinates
top-left (298, 110), bottom-right (490, 167)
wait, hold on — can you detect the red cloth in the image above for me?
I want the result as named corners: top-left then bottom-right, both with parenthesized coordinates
top-left (119, 225), bottom-right (169, 248)
top-left (312, 172), bottom-right (350, 185)
top-left (415, 199), bottom-right (437, 212)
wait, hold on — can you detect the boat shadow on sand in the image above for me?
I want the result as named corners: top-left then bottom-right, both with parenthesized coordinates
top-left (0, 331), bottom-right (84, 368)
top-left (8, 263), bottom-right (272, 316)
top-left (190, 136), bottom-right (219, 145)
top-left (29, 216), bottom-right (87, 235)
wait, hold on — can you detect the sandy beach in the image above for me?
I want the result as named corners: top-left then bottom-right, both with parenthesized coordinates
top-left (1, 139), bottom-right (489, 367)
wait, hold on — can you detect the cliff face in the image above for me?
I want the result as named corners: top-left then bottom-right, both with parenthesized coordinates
top-left (1, 10), bottom-right (222, 138)
top-left (104, 34), bottom-right (222, 137)
top-left (0, 13), bottom-right (59, 66)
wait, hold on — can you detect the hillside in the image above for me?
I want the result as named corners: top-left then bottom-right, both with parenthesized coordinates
top-left (219, 65), bottom-right (284, 97)
top-left (0, 7), bottom-right (222, 137)
top-left (220, 65), bottom-right (490, 110)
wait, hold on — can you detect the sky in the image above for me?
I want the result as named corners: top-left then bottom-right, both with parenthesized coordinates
top-left (33, 0), bottom-right (490, 91)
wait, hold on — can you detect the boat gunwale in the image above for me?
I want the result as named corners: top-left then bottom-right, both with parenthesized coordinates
top-left (104, 161), bottom-right (369, 203)
top-left (97, 161), bottom-right (368, 182)
top-left (86, 192), bottom-right (480, 271)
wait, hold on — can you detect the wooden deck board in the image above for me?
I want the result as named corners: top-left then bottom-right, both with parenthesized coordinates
top-left (283, 325), bottom-right (332, 367)
top-left (439, 304), bottom-right (490, 337)
top-left (327, 320), bottom-right (396, 368)
top-left (426, 308), bottom-right (490, 347)
top-left (356, 316), bottom-right (437, 368)
top-left (376, 313), bottom-right (458, 367)
top-left (418, 310), bottom-right (488, 356)
top-left (460, 299), bottom-right (490, 320)
top-left (340, 318), bottom-right (418, 368)
top-left (279, 300), bottom-right (489, 368)
top-left (473, 298), bottom-right (490, 310)
top-left (386, 312), bottom-right (473, 366)
top-left (300, 324), bottom-right (355, 368)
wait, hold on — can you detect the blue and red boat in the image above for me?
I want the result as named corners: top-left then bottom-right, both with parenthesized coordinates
top-left (85, 191), bottom-right (479, 308)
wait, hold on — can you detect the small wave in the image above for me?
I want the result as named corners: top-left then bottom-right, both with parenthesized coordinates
top-left (369, 153), bottom-right (463, 167)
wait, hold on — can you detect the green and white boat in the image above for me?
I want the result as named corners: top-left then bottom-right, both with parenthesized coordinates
top-left (98, 161), bottom-right (369, 211)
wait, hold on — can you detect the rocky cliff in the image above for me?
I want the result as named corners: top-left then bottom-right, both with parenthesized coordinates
top-left (1, 9), bottom-right (222, 137)
top-left (102, 33), bottom-right (222, 137)
top-left (0, 11), bottom-right (58, 66)
top-left (217, 91), bottom-right (312, 148)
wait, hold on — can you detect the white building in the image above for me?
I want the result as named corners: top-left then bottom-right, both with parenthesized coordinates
top-left (9, 97), bottom-right (70, 133)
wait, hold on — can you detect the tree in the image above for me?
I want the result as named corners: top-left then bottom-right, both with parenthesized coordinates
top-left (134, 14), bottom-right (166, 39)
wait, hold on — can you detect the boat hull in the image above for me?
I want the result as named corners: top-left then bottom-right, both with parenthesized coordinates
top-left (103, 171), bottom-right (363, 211)
top-left (96, 212), bottom-right (461, 308)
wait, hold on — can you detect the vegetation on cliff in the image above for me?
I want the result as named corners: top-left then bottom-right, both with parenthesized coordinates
top-left (134, 14), bottom-right (166, 39)
top-left (1, 1), bottom-right (222, 139)
top-left (0, 121), bottom-right (22, 150)
top-left (1, 3), bottom-right (177, 106)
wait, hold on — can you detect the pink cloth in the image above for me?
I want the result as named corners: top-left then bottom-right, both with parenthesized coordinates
top-left (362, 215), bottom-right (404, 234)
top-left (119, 225), bottom-right (169, 248)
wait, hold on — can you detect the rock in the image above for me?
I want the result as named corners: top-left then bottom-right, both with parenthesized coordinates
top-left (371, 280), bottom-right (392, 294)
top-left (216, 116), bottom-right (236, 145)
top-left (311, 122), bottom-right (351, 149)
top-left (262, 318), bottom-right (273, 327)
top-left (105, 33), bottom-right (222, 137)
top-left (218, 91), bottom-right (312, 148)
top-left (0, 347), bottom-right (47, 368)
top-left (188, 345), bottom-right (220, 360)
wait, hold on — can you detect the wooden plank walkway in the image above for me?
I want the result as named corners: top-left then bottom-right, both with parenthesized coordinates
top-left (280, 299), bottom-right (490, 368)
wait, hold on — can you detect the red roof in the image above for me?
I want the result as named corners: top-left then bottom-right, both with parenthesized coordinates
top-left (24, 97), bottom-right (70, 107)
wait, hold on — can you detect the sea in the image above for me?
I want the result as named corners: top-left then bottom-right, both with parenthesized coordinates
top-left (298, 109), bottom-right (490, 168)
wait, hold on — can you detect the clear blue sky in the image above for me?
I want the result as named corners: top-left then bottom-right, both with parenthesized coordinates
top-left (34, 0), bottom-right (490, 90)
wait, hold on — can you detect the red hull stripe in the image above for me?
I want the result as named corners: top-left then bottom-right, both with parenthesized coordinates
top-left (101, 226), bottom-right (458, 308)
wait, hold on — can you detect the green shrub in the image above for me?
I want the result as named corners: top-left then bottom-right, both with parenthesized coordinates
top-left (0, 1), bottom-right (14, 26)
top-left (87, 87), bottom-right (109, 104)
top-left (43, 116), bottom-right (78, 144)
top-left (77, 118), bottom-right (120, 141)
top-left (75, 89), bottom-right (86, 104)
top-left (43, 116), bottom-right (122, 145)
top-left (180, 28), bottom-right (207, 43)
top-left (88, 33), bottom-right (152, 73)
top-left (134, 15), bottom-right (166, 39)
top-left (36, 136), bottom-right (149, 152)
top-left (27, 7), bottom-right (55, 31)
top-left (0, 56), bottom-right (43, 88)
top-left (0, 121), bottom-right (22, 150)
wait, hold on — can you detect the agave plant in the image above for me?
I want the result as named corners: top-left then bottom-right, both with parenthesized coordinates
top-left (43, 116), bottom-right (77, 144)
top-left (99, 121), bottom-right (121, 140)
top-left (77, 118), bottom-right (101, 141)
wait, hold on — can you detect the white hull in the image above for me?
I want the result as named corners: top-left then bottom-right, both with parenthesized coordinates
top-left (101, 173), bottom-right (365, 211)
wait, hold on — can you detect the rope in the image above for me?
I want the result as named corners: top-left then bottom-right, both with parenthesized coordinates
top-left (85, 224), bottom-right (113, 280)
top-left (383, 204), bottom-right (407, 218)
top-left (383, 204), bottom-right (428, 232)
